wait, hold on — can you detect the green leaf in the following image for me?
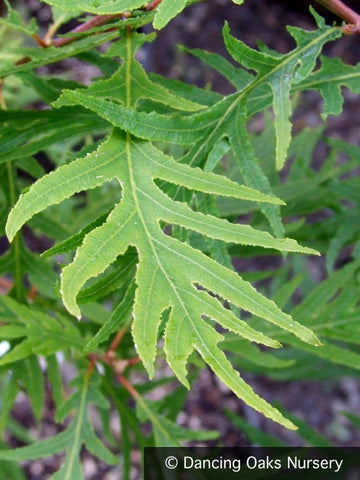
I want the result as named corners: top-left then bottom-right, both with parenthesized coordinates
top-left (0, 108), bottom-right (108, 163)
top-left (5, 137), bottom-right (119, 241)
top-left (41, 0), bottom-right (145, 15)
top-left (223, 337), bottom-right (294, 369)
top-left (153, 0), bottom-right (187, 30)
top-left (149, 72), bottom-right (221, 106)
top-left (291, 260), bottom-right (360, 325)
top-left (263, 260), bottom-right (360, 371)
top-left (17, 72), bottom-right (81, 105)
top-left (230, 99), bottom-right (284, 236)
top-left (6, 130), bottom-right (289, 242)
top-left (42, 211), bottom-right (110, 258)
top-left (0, 296), bottom-right (83, 365)
top-left (0, 445), bottom-right (27, 480)
top-left (22, 356), bottom-right (45, 423)
top-left (41, 0), bottom-right (189, 28)
top-left (226, 405), bottom-right (332, 447)
top-left (0, 0), bottom-right (38, 36)
top-left (0, 373), bottom-right (117, 479)
top-left (0, 31), bottom-right (120, 78)
top-left (52, 87), bottom-right (237, 145)
top-left (20, 249), bottom-right (59, 298)
top-left (137, 398), bottom-right (218, 446)
top-left (46, 354), bottom-right (65, 409)
top-left (274, 404), bottom-right (332, 446)
top-left (0, 375), bottom-right (20, 436)
top-left (342, 413), bottom-right (360, 432)
top-left (6, 128), bottom-right (320, 429)
top-left (15, 156), bottom-right (46, 179)
top-left (297, 56), bottom-right (360, 118)
top-left (226, 410), bottom-right (287, 446)
top-left (6, 14), bottom-right (352, 434)
top-left (183, 46), bottom-right (252, 90)
top-left (84, 280), bottom-right (136, 352)
top-left (78, 33), bottom-right (204, 111)
top-left (222, 16), bottom-right (341, 169)
top-left (52, 16), bottom-right (341, 232)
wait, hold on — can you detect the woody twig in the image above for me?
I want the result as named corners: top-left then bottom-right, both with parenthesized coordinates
top-left (316, 0), bottom-right (360, 33)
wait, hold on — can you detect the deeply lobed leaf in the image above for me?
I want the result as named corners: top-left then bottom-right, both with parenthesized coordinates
top-left (6, 127), bottom-right (319, 428)
top-left (5, 13), bottom-right (349, 432)
top-left (0, 373), bottom-right (117, 479)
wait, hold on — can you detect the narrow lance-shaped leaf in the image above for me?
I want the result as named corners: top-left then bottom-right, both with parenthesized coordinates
top-left (181, 45), bottom-right (253, 90)
top-left (230, 99), bottom-right (284, 236)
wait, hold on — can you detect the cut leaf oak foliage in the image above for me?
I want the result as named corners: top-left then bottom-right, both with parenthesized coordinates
top-left (1, 0), bottom-right (360, 476)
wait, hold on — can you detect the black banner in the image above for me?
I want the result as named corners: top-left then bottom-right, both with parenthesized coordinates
top-left (144, 447), bottom-right (360, 479)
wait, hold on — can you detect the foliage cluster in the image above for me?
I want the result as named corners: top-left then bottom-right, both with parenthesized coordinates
top-left (1, 0), bottom-right (360, 478)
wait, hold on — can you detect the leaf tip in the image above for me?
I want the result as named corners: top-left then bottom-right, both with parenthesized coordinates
top-left (60, 274), bottom-right (81, 319)
top-left (5, 211), bottom-right (17, 243)
top-left (303, 329), bottom-right (322, 347)
top-left (300, 246), bottom-right (320, 256)
top-left (284, 419), bottom-right (298, 431)
top-left (309, 5), bottom-right (326, 29)
top-left (5, 227), bottom-right (14, 244)
top-left (272, 340), bottom-right (282, 349)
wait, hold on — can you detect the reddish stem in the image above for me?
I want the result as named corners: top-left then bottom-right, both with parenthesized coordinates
top-left (28, 285), bottom-right (37, 301)
top-left (108, 327), bottom-right (127, 353)
top-left (144, 0), bottom-right (162, 11)
top-left (127, 357), bottom-right (142, 366)
top-left (116, 373), bottom-right (140, 399)
top-left (32, 33), bottom-right (47, 47)
top-left (86, 358), bottom-right (96, 377)
top-left (316, 0), bottom-right (360, 33)
top-left (50, 0), bottom-right (162, 47)
top-left (52, 13), bottom-right (124, 47)
top-left (11, 0), bottom-right (164, 68)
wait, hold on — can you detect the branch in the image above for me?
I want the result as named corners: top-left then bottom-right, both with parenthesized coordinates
top-left (12, 0), bottom-right (164, 67)
top-left (48, 0), bottom-right (163, 47)
top-left (316, 0), bottom-right (360, 33)
top-left (52, 13), bottom-right (126, 47)
top-left (144, 0), bottom-right (163, 11)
